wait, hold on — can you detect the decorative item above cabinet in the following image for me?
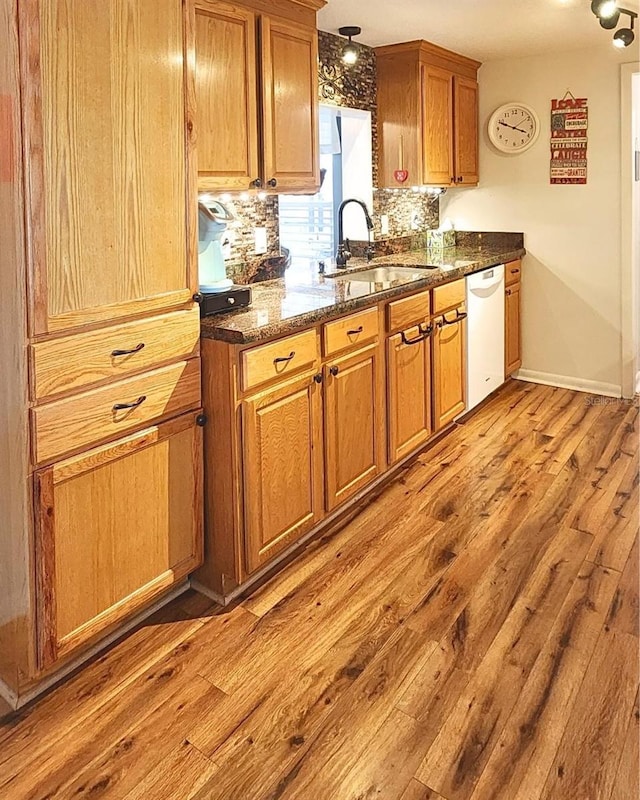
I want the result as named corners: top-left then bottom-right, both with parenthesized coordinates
top-left (194, 0), bottom-right (325, 194)
top-left (375, 40), bottom-right (481, 189)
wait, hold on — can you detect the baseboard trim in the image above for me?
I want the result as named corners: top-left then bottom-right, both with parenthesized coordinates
top-left (4, 581), bottom-right (190, 711)
top-left (0, 677), bottom-right (19, 711)
top-left (515, 369), bottom-right (622, 398)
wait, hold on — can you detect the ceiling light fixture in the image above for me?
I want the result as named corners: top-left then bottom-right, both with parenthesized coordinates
top-left (590, 1), bottom-right (637, 48)
top-left (591, 0), bottom-right (619, 19)
top-left (338, 26), bottom-right (362, 65)
top-left (613, 21), bottom-right (635, 46)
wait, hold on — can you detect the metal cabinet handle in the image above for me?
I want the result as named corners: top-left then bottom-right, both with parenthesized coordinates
top-left (273, 351), bottom-right (295, 365)
top-left (113, 395), bottom-right (147, 412)
top-left (313, 373), bottom-right (323, 384)
top-left (267, 178), bottom-right (278, 188)
top-left (111, 342), bottom-right (145, 357)
top-left (347, 326), bottom-right (364, 336)
top-left (506, 289), bottom-right (512, 296)
top-left (329, 366), bottom-right (340, 376)
top-left (251, 178), bottom-right (263, 188)
top-left (401, 323), bottom-right (433, 346)
top-left (440, 309), bottom-right (468, 327)
top-left (511, 268), bottom-right (520, 274)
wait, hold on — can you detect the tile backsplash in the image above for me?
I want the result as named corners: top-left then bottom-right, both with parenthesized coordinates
top-left (201, 31), bottom-right (441, 284)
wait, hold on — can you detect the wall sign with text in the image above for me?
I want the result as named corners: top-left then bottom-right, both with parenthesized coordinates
top-left (550, 93), bottom-right (588, 185)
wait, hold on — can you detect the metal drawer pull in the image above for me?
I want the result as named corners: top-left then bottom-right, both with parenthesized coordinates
top-left (111, 342), bottom-right (145, 357)
top-left (511, 268), bottom-right (520, 274)
top-left (401, 323), bottom-right (433, 345)
top-left (347, 326), bottom-right (364, 336)
top-left (273, 351), bottom-right (295, 365)
top-left (113, 395), bottom-right (147, 412)
top-left (441, 309), bottom-right (468, 326)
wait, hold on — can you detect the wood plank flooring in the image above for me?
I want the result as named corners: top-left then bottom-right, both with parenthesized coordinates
top-left (0, 381), bottom-right (638, 800)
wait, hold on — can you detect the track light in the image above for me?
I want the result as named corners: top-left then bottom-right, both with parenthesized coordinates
top-left (599, 9), bottom-right (620, 28)
top-left (613, 25), bottom-right (635, 46)
top-left (589, 2), bottom-right (637, 48)
top-left (338, 26), bottom-right (362, 65)
top-left (591, 0), bottom-right (619, 18)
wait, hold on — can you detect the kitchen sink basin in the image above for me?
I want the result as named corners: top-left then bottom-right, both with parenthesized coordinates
top-left (329, 266), bottom-right (426, 282)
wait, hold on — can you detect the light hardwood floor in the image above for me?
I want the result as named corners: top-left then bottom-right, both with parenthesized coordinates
top-left (1, 380), bottom-right (638, 800)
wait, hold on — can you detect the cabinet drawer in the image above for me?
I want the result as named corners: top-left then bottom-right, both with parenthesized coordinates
top-left (241, 329), bottom-right (318, 392)
top-left (386, 290), bottom-right (431, 333)
top-left (33, 359), bottom-right (201, 465)
top-left (432, 279), bottom-right (466, 314)
top-left (30, 308), bottom-right (201, 401)
top-left (323, 308), bottom-right (379, 357)
top-left (505, 260), bottom-right (522, 287)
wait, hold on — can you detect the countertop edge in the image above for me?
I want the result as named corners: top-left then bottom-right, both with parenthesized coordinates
top-left (201, 247), bottom-right (526, 346)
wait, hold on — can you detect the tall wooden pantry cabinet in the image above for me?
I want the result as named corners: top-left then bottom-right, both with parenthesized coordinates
top-left (0, 0), bottom-right (203, 707)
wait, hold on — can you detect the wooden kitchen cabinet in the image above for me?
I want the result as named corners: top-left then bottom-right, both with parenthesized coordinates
top-left (34, 412), bottom-right (204, 669)
top-left (22, 0), bottom-right (196, 335)
top-left (387, 324), bottom-right (433, 464)
top-left (505, 282), bottom-right (522, 375)
top-left (324, 345), bottom-right (385, 511)
top-left (195, 0), bottom-right (322, 193)
top-left (432, 308), bottom-right (467, 430)
top-left (453, 75), bottom-right (480, 185)
top-left (376, 40), bottom-right (481, 188)
top-left (195, 1), bottom-right (260, 190)
top-left (422, 65), bottom-right (455, 185)
top-left (242, 372), bottom-right (324, 573)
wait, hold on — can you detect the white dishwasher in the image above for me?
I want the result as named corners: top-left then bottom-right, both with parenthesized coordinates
top-left (465, 265), bottom-right (505, 412)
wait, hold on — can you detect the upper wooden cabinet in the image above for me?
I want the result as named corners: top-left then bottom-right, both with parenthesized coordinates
top-left (195, 0), bottom-right (323, 193)
top-left (22, 0), bottom-right (197, 335)
top-left (194, 2), bottom-right (260, 191)
top-left (376, 40), bottom-right (481, 188)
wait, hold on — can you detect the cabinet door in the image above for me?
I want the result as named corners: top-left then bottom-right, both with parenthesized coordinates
top-left (24, 0), bottom-right (195, 335)
top-left (34, 412), bottom-right (203, 669)
top-left (454, 75), bottom-right (479, 185)
top-left (387, 326), bottom-right (433, 464)
top-left (421, 65), bottom-right (454, 186)
top-left (505, 283), bottom-right (522, 375)
top-left (324, 345), bottom-right (385, 511)
top-left (243, 374), bottom-right (323, 573)
top-left (432, 313), bottom-right (467, 430)
top-left (260, 15), bottom-right (320, 193)
top-left (195, 1), bottom-right (260, 191)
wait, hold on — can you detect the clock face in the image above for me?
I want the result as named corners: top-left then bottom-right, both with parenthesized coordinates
top-left (489, 103), bottom-right (540, 154)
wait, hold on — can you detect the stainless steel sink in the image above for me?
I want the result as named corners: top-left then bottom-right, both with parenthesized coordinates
top-left (329, 266), bottom-right (425, 282)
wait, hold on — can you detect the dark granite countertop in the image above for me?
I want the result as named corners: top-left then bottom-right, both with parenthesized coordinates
top-left (200, 244), bottom-right (526, 345)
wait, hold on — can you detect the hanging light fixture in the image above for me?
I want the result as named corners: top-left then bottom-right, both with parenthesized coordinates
top-left (338, 26), bottom-right (362, 65)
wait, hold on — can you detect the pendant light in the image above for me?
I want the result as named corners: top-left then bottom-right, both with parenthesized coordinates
top-left (338, 26), bottom-right (362, 65)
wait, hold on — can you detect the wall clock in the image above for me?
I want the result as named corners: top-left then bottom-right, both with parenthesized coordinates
top-left (488, 103), bottom-right (540, 153)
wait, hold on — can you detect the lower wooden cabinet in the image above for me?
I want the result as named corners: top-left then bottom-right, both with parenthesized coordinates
top-left (324, 345), bottom-right (384, 511)
top-left (34, 411), bottom-right (204, 669)
top-left (242, 373), bottom-right (323, 573)
top-left (505, 282), bottom-right (522, 375)
top-left (387, 324), bottom-right (433, 464)
top-left (432, 310), bottom-right (467, 429)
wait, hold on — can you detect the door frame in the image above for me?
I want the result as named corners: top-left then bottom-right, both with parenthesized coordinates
top-left (620, 62), bottom-right (640, 399)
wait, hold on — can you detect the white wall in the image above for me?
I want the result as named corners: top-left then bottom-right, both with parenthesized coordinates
top-left (442, 44), bottom-right (637, 396)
